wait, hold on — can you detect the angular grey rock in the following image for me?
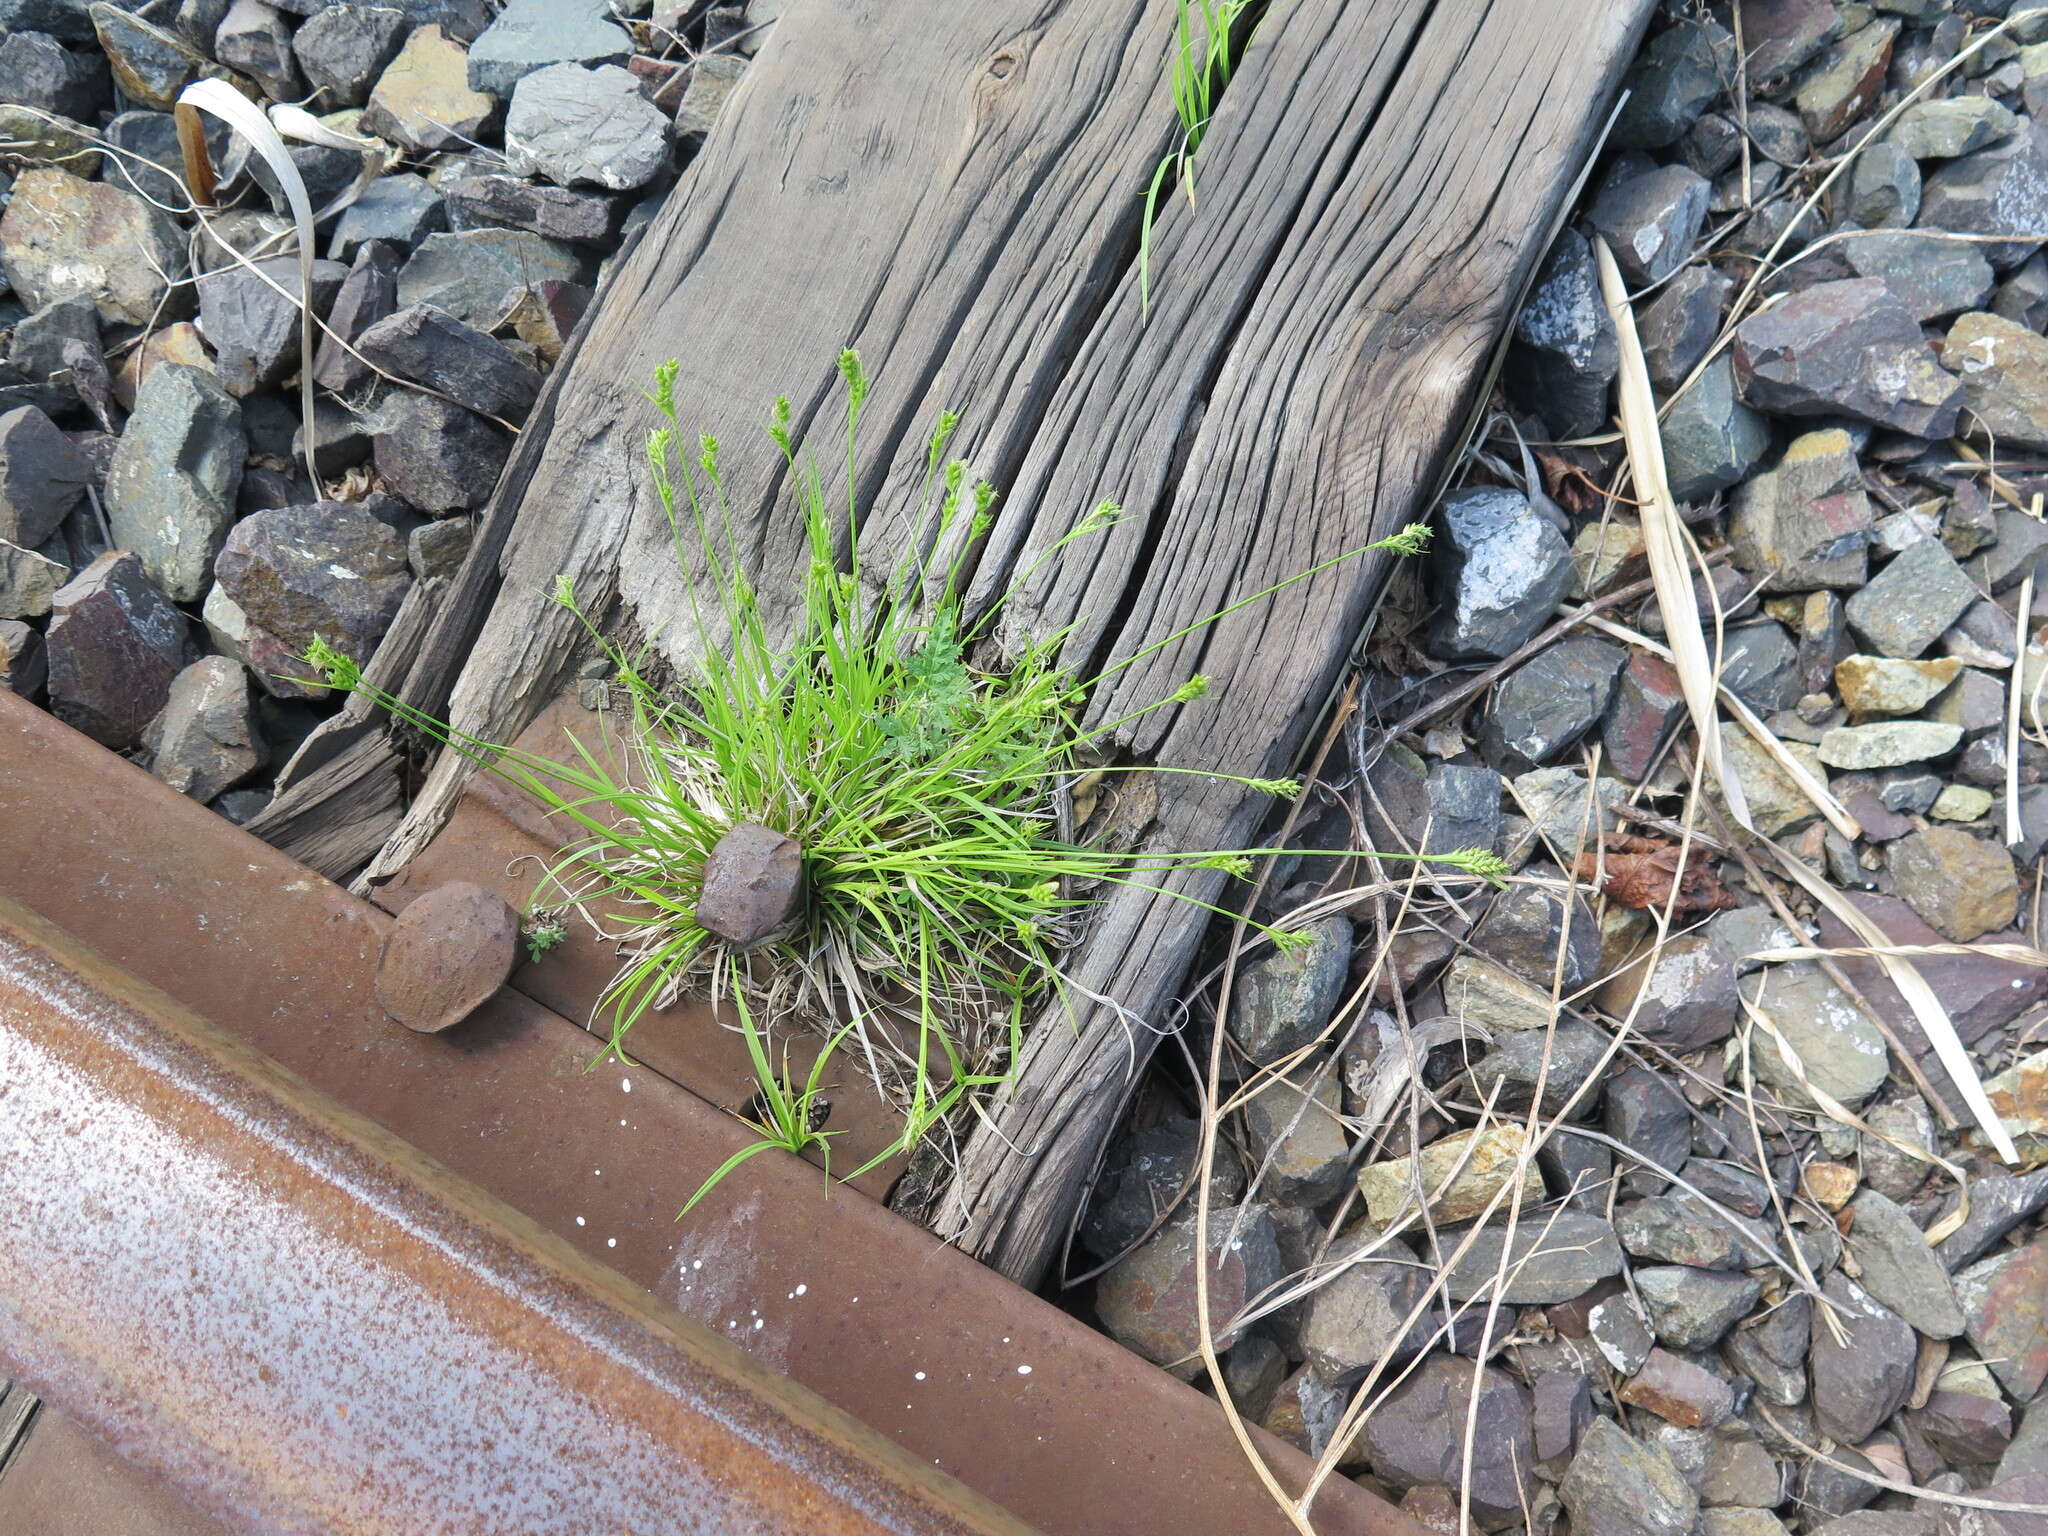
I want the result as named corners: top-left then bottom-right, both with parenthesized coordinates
top-left (1471, 874), bottom-right (1600, 990)
top-left (1358, 1356), bottom-right (1536, 1526)
top-left (1817, 720), bottom-right (1963, 768)
top-left (1795, 231), bottom-right (1995, 323)
top-left (1733, 278), bottom-right (1962, 436)
top-left (1640, 263), bottom-right (1731, 395)
top-left (1299, 1234), bottom-right (1432, 1382)
top-left (671, 52), bottom-right (746, 138)
top-left (1589, 1294), bottom-right (1655, 1375)
top-left (44, 551), bottom-right (193, 747)
top-left (1994, 252), bottom-right (2048, 330)
top-left (1505, 228), bottom-right (1616, 436)
top-left (0, 405), bottom-right (91, 549)
top-left (504, 62), bottom-right (671, 191)
top-left (1590, 164), bottom-right (1713, 286)
top-left (0, 168), bottom-right (186, 327)
top-left (293, 2), bottom-right (410, 107)
top-left (1810, 1272), bottom-right (1916, 1443)
top-left (1225, 913), bottom-right (1349, 1066)
top-left (1443, 1211), bottom-right (1624, 1304)
top-left (1664, 354), bottom-right (1773, 504)
top-left (104, 363), bottom-right (245, 604)
top-left (355, 303), bottom-right (543, 420)
top-left (1911, 1390), bottom-right (2015, 1467)
top-left (1891, 97), bottom-right (2020, 161)
top-left (1794, 17), bottom-right (1899, 142)
top-left (0, 29), bottom-right (110, 120)
top-left (1078, 1115), bottom-right (1244, 1260)
top-left (197, 255), bottom-right (347, 396)
top-left (214, 0), bottom-right (300, 100)
top-left (1611, 931), bottom-right (1740, 1052)
top-left (397, 228), bottom-right (591, 327)
top-left (1946, 310), bottom-right (2048, 452)
top-left (1617, 1194), bottom-right (1762, 1271)
top-left (1466, 1019), bottom-right (1609, 1122)
top-left (0, 618), bottom-right (47, 696)
top-left (1846, 537), bottom-right (1977, 659)
top-left (407, 514), bottom-right (472, 579)
top-left (1614, 18), bottom-right (1733, 149)
top-left (1720, 620), bottom-right (1800, 713)
top-left (1727, 429), bottom-right (1870, 593)
top-left (0, 538), bottom-right (69, 621)
top-left (0, 0), bottom-right (97, 41)
top-left (1724, 1292), bottom-right (1811, 1407)
top-left (1094, 1202), bottom-right (1282, 1378)
top-left (329, 174), bottom-right (447, 262)
top-left (440, 166), bottom-right (625, 245)
top-left (142, 656), bottom-right (264, 802)
top-left (466, 0), bottom-right (630, 96)
top-left (370, 392), bottom-right (512, 512)
top-left (91, 2), bottom-right (242, 110)
top-left (214, 499), bottom-right (411, 663)
top-left (1845, 140), bottom-right (1922, 228)
top-left (1241, 1064), bottom-right (1349, 1207)
top-left (1919, 117), bottom-right (2048, 271)
top-left (1749, 961), bottom-right (1889, 1109)
top-left (292, 396), bottom-right (371, 477)
top-left (1845, 1189), bottom-right (1966, 1339)
top-left (313, 241), bottom-right (400, 394)
top-left (1480, 636), bottom-right (1627, 770)
top-left (1938, 1169), bottom-right (2048, 1271)
top-left (1425, 486), bottom-right (1571, 661)
top-left (1603, 1066), bottom-right (1691, 1196)
top-left (1560, 1419), bottom-right (1700, 1536)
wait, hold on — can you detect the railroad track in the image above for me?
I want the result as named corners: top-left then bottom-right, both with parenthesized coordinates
top-left (0, 689), bottom-right (1417, 1536)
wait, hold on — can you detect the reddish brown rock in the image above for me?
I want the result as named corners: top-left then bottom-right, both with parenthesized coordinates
top-left (694, 822), bottom-right (804, 944)
top-left (1957, 1235), bottom-right (2048, 1401)
top-left (375, 881), bottom-right (520, 1034)
top-left (1910, 1390), bottom-right (2014, 1466)
top-left (1618, 1347), bottom-right (1735, 1428)
top-left (1095, 1203), bottom-right (1282, 1379)
top-left (1603, 651), bottom-right (1687, 783)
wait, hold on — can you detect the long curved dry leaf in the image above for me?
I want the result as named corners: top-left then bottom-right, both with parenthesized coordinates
top-left (1765, 840), bottom-right (2020, 1163)
top-left (176, 79), bottom-right (317, 488)
top-left (1594, 237), bottom-right (1751, 829)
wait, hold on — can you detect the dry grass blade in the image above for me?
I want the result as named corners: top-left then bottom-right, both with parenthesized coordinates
top-left (1594, 237), bottom-right (1750, 830)
top-left (175, 81), bottom-right (318, 488)
top-left (1764, 838), bottom-right (2021, 1163)
top-left (2012, 567), bottom-right (2033, 848)
top-left (1585, 614), bottom-right (1861, 840)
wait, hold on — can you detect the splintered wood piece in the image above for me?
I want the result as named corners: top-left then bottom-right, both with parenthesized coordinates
top-left (695, 822), bottom-right (803, 944)
top-left (375, 880), bottom-right (520, 1033)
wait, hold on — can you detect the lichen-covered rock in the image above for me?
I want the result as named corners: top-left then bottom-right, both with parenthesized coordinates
top-left (504, 62), bottom-right (671, 191)
top-left (1888, 826), bottom-right (2019, 942)
top-left (1728, 430), bottom-right (1871, 593)
top-left (142, 656), bottom-right (265, 802)
top-left (104, 363), bottom-right (245, 603)
top-left (214, 499), bottom-right (411, 665)
top-left (1946, 310), bottom-right (2048, 452)
top-left (0, 168), bottom-right (185, 327)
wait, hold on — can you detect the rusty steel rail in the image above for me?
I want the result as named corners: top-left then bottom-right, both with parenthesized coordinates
top-left (0, 893), bottom-right (1031, 1536)
top-left (0, 687), bottom-right (1419, 1536)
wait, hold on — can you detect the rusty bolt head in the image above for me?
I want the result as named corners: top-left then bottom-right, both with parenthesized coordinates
top-left (696, 822), bottom-right (803, 945)
top-left (375, 880), bottom-right (520, 1033)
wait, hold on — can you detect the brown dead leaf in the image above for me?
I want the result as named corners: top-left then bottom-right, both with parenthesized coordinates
top-left (1572, 832), bottom-right (1741, 913)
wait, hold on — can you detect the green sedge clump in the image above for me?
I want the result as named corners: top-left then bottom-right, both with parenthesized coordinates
top-left (307, 352), bottom-right (1489, 1210)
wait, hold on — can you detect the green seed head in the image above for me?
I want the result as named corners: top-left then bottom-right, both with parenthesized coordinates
top-left (1171, 673), bottom-right (1212, 704)
top-left (1248, 777), bottom-right (1301, 798)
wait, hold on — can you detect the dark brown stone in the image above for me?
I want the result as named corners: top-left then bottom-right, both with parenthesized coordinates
top-left (695, 821), bottom-right (803, 943)
top-left (375, 880), bottom-right (520, 1034)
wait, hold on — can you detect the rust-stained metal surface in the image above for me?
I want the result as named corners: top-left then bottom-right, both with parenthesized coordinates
top-left (0, 689), bottom-right (1423, 1536)
top-left (0, 891), bottom-right (1030, 1536)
